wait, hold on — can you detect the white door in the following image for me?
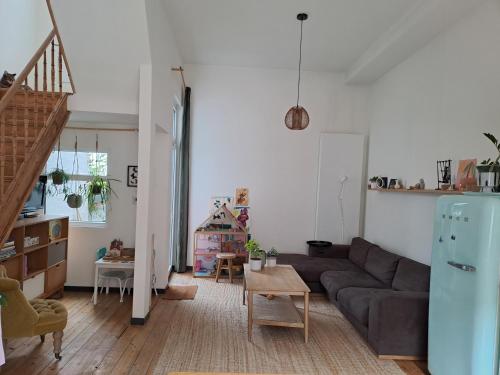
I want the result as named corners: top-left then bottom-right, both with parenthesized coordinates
top-left (315, 133), bottom-right (365, 244)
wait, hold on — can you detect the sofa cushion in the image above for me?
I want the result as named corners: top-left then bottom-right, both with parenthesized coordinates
top-left (337, 287), bottom-right (394, 326)
top-left (278, 254), bottom-right (359, 283)
top-left (364, 246), bottom-right (401, 285)
top-left (349, 237), bottom-right (373, 268)
top-left (392, 258), bottom-right (430, 292)
top-left (320, 270), bottom-right (389, 302)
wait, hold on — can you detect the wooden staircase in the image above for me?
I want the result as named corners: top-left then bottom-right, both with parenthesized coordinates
top-left (0, 24), bottom-right (75, 249)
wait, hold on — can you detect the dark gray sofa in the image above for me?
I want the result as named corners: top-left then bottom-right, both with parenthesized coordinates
top-left (278, 237), bottom-right (430, 358)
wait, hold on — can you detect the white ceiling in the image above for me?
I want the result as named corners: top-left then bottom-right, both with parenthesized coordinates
top-left (163, 0), bottom-right (418, 72)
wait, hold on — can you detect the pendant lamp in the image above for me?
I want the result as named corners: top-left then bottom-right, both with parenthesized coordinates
top-left (285, 13), bottom-right (309, 130)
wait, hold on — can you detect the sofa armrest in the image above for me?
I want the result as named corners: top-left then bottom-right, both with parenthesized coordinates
top-left (368, 291), bottom-right (429, 357)
top-left (308, 244), bottom-right (350, 258)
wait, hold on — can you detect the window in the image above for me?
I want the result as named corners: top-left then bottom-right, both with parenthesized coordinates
top-left (45, 151), bottom-right (108, 224)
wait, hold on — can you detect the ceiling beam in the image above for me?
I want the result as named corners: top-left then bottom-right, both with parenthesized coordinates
top-left (345, 0), bottom-right (487, 85)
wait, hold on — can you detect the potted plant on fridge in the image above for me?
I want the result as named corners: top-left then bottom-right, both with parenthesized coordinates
top-left (266, 247), bottom-right (279, 267)
top-left (245, 239), bottom-right (265, 271)
top-left (477, 133), bottom-right (500, 192)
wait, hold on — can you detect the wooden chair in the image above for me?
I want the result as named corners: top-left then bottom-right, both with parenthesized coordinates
top-left (215, 253), bottom-right (237, 283)
top-left (0, 266), bottom-right (67, 359)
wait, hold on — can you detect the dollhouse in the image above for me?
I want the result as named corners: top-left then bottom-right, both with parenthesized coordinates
top-left (193, 205), bottom-right (247, 277)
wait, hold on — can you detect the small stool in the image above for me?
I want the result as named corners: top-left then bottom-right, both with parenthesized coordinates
top-left (215, 253), bottom-right (237, 283)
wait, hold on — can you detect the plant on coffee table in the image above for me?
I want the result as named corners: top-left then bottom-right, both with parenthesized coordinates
top-left (266, 247), bottom-right (279, 267)
top-left (245, 240), bottom-right (265, 271)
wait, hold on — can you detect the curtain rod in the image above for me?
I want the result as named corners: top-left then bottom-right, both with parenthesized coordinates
top-left (171, 66), bottom-right (186, 89)
top-left (65, 126), bottom-right (138, 132)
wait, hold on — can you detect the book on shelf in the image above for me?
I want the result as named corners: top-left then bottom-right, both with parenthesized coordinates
top-left (0, 248), bottom-right (16, 260)
top-left (1, 245), bottom-right (15, 252)
top-left (2, 241), bottom-right (14, 249)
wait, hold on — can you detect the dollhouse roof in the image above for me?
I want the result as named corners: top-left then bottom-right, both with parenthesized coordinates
top-left (197, 205), bottom-right (246, 232)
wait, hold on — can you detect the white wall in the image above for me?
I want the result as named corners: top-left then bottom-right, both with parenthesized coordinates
top-left (56, 125), bottom-right (138, 286)
top-left (0, 0), bottom-right (52, 74)
top-left (187, 64), bottom-right (369, 265)
top-left (365, 0), bottom-right (500, 264)
top-left (51, 0), bottom-right (151, 114)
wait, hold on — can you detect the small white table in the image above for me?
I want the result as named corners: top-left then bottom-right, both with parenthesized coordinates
top-left (93, 258), bottom-right (134, 304)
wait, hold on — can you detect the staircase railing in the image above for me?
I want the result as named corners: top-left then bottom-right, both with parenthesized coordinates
top-left (0, 27), bottom-right (74, 199)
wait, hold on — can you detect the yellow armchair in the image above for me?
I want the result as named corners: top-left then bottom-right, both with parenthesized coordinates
top-left (0, 266), bottom-right (67, 359)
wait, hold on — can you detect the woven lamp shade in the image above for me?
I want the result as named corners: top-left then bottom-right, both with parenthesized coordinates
top-left (285, 106), bottom-right (309, 130)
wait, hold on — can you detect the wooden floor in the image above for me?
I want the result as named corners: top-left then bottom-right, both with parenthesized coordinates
top-left (1, 288), bottom-right (428, 375)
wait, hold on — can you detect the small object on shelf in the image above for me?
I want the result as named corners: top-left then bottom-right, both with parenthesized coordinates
top-left (437, 160), bottom-right (452, 190)
top-left (49, 220), bottom-right (62, 241)
top-left (394, 179), bottom-right (403, 189)
top-left (368, 176), bottom-right (379, 189)
top-left (376, 177), bottom-right (388, 189)
top-left (409, 178), bottom-right (426, 190)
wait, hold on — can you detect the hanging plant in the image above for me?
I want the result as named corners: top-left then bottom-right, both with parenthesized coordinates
top-left (85, 134), bottom-right (119, 217)
top-left (49, 138), bottom-right (69, 185)
top-left (65, 136), bottom-right (85, 210)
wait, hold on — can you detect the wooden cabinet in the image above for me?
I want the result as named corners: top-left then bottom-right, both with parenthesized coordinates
top-left (1, 215), bottom-right (68, 299)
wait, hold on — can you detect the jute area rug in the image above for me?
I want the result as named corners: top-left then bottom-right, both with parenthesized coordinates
top-left (152, 275), bottom-right (404, 375)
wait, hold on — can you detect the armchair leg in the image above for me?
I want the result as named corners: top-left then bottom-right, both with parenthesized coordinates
top-left (40, 334), bottom-right (45, 343)
top-left (53, 331), bottom-right (63, 360)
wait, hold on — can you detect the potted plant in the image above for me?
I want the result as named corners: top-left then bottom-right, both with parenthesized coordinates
top-left (266, 247), bottom-right (279, 267)
top-left (245, 239), bottom-right (265, 271)
top-left (86, 175), bottom-right (118, 217)
top-left (49, 168), bottom-right (69, 186)
top-left (66, 184), bottom-right (85, 209)
top-left (369, 176), bottom-right (379, 189)
top-left (477, 133), bottom-right (500, 192)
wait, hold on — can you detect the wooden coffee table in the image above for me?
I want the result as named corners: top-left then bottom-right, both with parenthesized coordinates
top-left (243, 264), bottom-right (311, 343)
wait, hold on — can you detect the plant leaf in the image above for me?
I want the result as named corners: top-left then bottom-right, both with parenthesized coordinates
top-left (484, 133), bottom-right (498, 147)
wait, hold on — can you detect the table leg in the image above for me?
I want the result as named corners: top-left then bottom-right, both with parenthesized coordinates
top-left (242, 276), bottom-right (246, 305)
top-left (215, 258), bottom-right (222, 283)
top-left (93, 265), bottom-right (99, 305)
top-left (304, 292), bottom-right (309, 343)
top-left (228, 259), bottom-right (233, 283)
top-left (248, 290), bottom-right (253, 341)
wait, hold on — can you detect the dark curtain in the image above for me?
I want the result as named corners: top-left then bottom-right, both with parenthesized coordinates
top-left (174, 87), bottom-right (191, 272)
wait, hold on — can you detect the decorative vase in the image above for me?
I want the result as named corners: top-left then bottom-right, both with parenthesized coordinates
top-left (370, 182), bottom-right (378, 189)
top-left (250, 258), bottom-right (262, 272)
top-left (66, 194), bottom-right (83, 208)
top-left (266, 257), bottom-right (277, 267)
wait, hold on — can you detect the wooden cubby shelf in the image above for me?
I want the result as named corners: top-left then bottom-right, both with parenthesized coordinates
top-left (1, 215), bottom-right (69, 300)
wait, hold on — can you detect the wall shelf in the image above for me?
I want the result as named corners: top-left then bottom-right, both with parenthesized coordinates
top-left (368, 188), bottom-right (464, 195)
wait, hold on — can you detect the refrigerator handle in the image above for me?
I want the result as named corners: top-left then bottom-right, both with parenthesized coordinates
top-left (447, 261), bottom-right (476, 272)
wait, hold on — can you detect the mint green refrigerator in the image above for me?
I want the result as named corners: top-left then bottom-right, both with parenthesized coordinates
top-left (429, 194), bottom-right (500, 375)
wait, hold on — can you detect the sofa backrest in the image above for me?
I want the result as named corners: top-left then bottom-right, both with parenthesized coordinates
top-left (363, 245), bottom-right (401, 285)
top-left (348, 237), bottom-right (373, 268)
top-left (392, 257), bottom-right (431, 292)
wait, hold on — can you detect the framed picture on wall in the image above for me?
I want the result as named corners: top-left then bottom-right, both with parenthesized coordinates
top-left (127, 165), bottom-right (138, 187)
top-left (235, 188), bottom-right (249, 206)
